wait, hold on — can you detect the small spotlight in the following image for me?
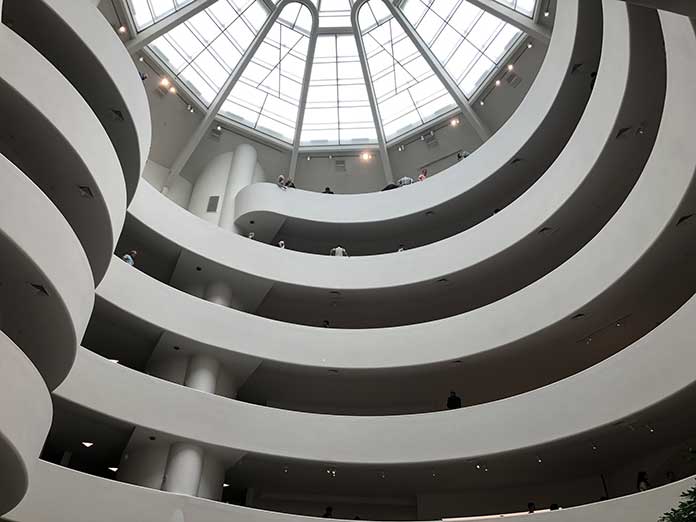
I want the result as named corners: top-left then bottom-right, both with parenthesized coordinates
top-left (223, 483), bottom-right (230, 488)
top-left (138, 56), bottom-right (144, 62)
top-left (544, 10), bottom-right (550, 16)
top-left (328, 154), bottom-right (333, 159)
top-left (307, 155), bottom-right (311, 161)
top-left (160, 77), bottom-right (171, 88)
top-left (537, 456), bottom-right (543, 464)
top-left (420, 135), bottom-right (425, 141)
top-left (495, 79), bottom-right (501, 86)
top-left (118, 25), bottom-right (127, 34)
top-left (476, 464), bottom-right (481, 469)
top-left (108, 467), bottom-right (118, 472)
top-left (592, 443), bottom-right (598, 451)
top-left (360, 152), bottom-right (370, 161)
top-left (216, 125), bottom-right (222, 131)
top-left (507, 64), bottom-right (514, 71)
top-left (450, 118), bottom-right (459, 127)
top-left (169, 86), bottom-right (177, 94)
top-left (283, 466), bottom-right (289, 473)
top-left (527, 41), bottom-right (533, 49)
top-left (479, 100), bottom-right (485, 106)
top-left (81, 442), bottom-right (94, 448)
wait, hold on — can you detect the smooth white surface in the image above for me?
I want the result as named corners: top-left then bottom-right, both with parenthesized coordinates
top-left (185, 355), bottom-right (220, 394)
top-left (219, 145), bottom-right (258, 232)
top-left (58, 284), bottom-right (696, 464)
top-left (0, 332), bottom-right (51, 515)
top-left (5, 462), bottom-right (694, 522)
top-left (0, 153), bottom-right (93, 388)
top-left (3, 0), bottom-right (151, 202)
top-left (163, 442), bottom-right (204, 496)
top-left (0, 25), bottom-right (125, 283)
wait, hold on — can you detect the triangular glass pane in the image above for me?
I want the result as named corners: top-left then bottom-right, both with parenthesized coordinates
top-left (399, 0), bottom-right (526, 100)
top-left (222, 3), bottom-right (314, 144)
top-left (301, 34), bottom-right (378, 146)
top-left (358, 0), bottom-right (456, 141)
top-left (147, 0), bottom-right (271, 107)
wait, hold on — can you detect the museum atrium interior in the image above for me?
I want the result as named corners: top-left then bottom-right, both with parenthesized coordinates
top-left (1, 0), bottom-right (696, 521)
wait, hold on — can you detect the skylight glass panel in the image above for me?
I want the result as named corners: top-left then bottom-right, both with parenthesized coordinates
top-left (491, 0), bottom-right (536, 17)
top-left (126, 0), bottom-right (197, 31)
top-left (319, 0), bottom-right (354, 28)
top-left (220, 3), bottom-right (314, 143)
top-left (301, 35), bottom-right (377, 146)
top-left (358, 0), bottom-right (456, 141)
top-left (400, 0), bottom-right (523, 99)
top-left (148, 0), bottom-right (270, 106)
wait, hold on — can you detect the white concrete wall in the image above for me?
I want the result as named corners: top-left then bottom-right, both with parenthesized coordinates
top-left (5, 463), bottom-right (696, 522)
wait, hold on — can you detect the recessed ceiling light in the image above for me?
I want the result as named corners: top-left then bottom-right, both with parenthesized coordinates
top-left (108, 467), bottom-right (118, 472)
top-left (450, 118), bottom-right (459, 127)
top-left (544, 10), bottom-right (550, 16)
top-left (138, 56), bottom-right (144, 62)
top-left (108, 359), bottom-right (119, 363)
top-left (527, 41), bottom-right (533, 49)
top-left (117, 25), bottom-right (127, 34)
top-left (81, 442), bottom-right (94, 448)
top-left (223, 483), bottom-right (230, 487)
top-left (495, 79), bottom-right (501, 86)
top-left (160, 77), bottom-right (170, 88)
top-left (479, 100), bottom-right (485, 106)
top-left (507, 64), bottom-right (514, 71)
top-left (169, 86), bottom-right (177, 94)
top-left (361, 152), bottom-right (371, 161)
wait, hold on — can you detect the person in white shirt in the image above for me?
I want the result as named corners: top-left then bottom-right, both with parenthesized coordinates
top-left (278, 240), bottom-right (285, 249)
top-left (397, 176), bottom-right (414, 187)
top-left (248, 232), bottom-right (255, 240)
top-left (330, 245), bottom-right (348, 257)
top-left (277, 174), bottom-right (287, 190)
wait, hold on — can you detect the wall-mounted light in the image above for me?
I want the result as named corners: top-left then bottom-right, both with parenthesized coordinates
top-left (360, 152), bottom-right (371, 161)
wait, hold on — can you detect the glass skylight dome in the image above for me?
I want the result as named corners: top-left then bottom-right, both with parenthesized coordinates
top-left (126, 0), bottom-right (538, 148)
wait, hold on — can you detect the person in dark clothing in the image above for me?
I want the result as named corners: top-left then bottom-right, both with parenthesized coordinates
top-left (285, 178), bottom-right (296, 188)
top-left (637, 471), bottom-right (650, 491)
top-left (322, 507), bottom-right (333, 518)
top-left (527, 502), bottom-right (536, 513)
top-left (382, 183), bottom-right (398, 191)
top-left (447, 391), bottom-right (462, 410)
top-left (323, 186), bottom-right (334, 194)
top-left (550, 504), bottom-right (560, 511)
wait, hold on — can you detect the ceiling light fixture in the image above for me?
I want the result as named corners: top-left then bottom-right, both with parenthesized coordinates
top-left (169, 86), bottom-right (177, 94)
top-left (108, 467), bottom-right (118, 472)
top-left (360, 152), bottom-right (370, 161)
top-left (223, 483), bottom-right (230, 487)
top-left (479, 100), bottom-right (485, 106)
top-left (81, 442), bottom-right (94, 448)
top-left (527, 41), bottom-right (533, 49)
top-left (450, 118), bottom-right (459, 127)
top-left (495, 79), bottom-right (501, 86)
top-left (159, 77), bottom-right (171, 88)
top-left (117, 25), bottom-right (127, 34)
top-left (544, 10), bottom-right (550, 16)
top-left (507, 64), bottom-right (514, 71)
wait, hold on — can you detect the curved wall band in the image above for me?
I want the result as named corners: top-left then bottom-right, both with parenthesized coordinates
top-left (1, 0), bottom-right (152, 203)
top-left (230, 0), bottom-right (597, 252)
top-left (0, 24), bottom-right (126, 284)
top-left (4, 463), bottom-right (694, 522)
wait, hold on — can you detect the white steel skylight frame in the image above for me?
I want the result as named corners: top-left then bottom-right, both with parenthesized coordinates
top-left (300, 34), bottom-right (378, 146)
top-left (122, 0), bottom-right (541, 163)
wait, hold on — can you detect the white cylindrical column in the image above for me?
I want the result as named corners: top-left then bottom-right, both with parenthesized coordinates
top-left (218, 143), bottom-right (257, 232)
top-left (184, 354), bottom-right (220, 394)
top-left (204, 281), bottom-right (234, 307)
top-left (163, 442), bottom-right (204, 496)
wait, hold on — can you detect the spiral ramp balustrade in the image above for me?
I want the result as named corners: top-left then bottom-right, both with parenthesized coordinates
top-left (0, 0), bottom-right (147, 516)
top-left (2, 1), bottom-right (696, 522)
